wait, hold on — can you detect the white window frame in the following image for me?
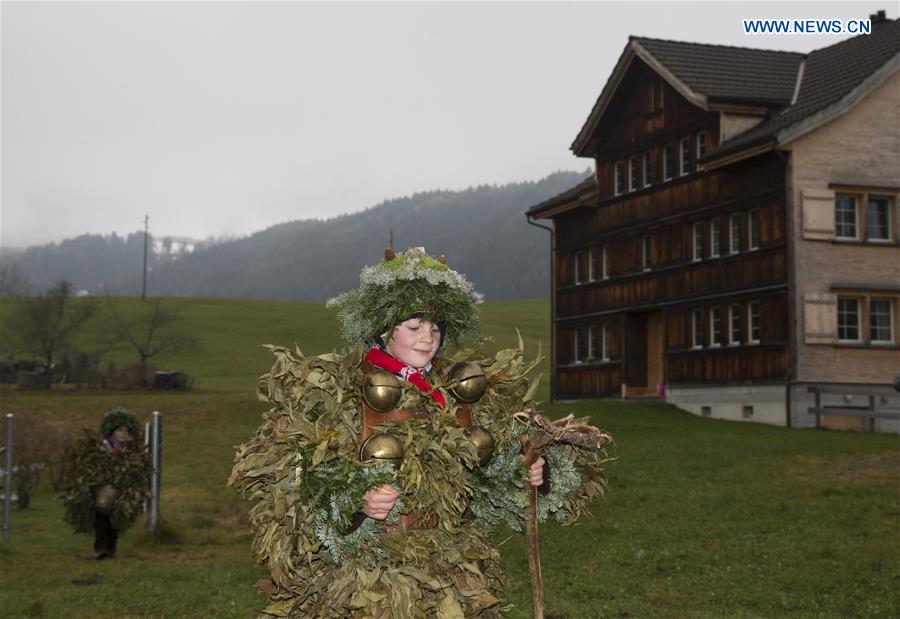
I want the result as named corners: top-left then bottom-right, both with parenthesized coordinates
top-left (573, 251), bottom-right (583, 285)
top-left (869, 298), bottom-right (894, 344)
top-left (837, 297), bottom-right (861, 343)
top-left (601, 324), bottom-right (610, 361)
top-left (588, 247), bottom-right (596, 282)
top-left (642, 235), bottom-right (652, 271)
top-left (748, 209), bottom-right (760, 251)
top-left (574, 327), bottom-right (586, 363)
top-left (710, 218), bottom-right (721, 258)
top-left (692, 222), bottom-right (703, 262)
top-left (641, 151), bottom-right (651, 188)
top-left (709, 306), bottom-right (722, 348)
top-left (834, 194), bottom-right (859, 240)
top-left (663, 144), bottom-right (674, 181)
top-left (866, 196), bottom-right (892, 242)
top-left (691, 309), bottom-right (704, 349)
top-left (729, 213), bottom-right (740, 254)
top-left (587, 325), bottom-right (597, 361)
top-left (728, 303), bottom-right (741, 346)
top-left (601, 245), bottom-right (609, 280)
top-left (679, 137), bottom-right (691, 176)
top-left (614, 161), bottom-right (624, 197)
top-left (629, 156), bottom-right (639, 192)
top-left (747, 301), bottom-right (760, 344)
top-left (696, 131), bottom-right (706, 160)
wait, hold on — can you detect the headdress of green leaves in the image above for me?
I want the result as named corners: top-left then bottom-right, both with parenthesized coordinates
top-left (100, 406), bottom-right (141, 439)
top-left (327, 247), bottom-right (479, 348)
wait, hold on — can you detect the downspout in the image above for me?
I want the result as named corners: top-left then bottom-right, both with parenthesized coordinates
top-left (527, 214), bottom-right (556, 402)
top-left (775, 147), bottom-right (794, 428)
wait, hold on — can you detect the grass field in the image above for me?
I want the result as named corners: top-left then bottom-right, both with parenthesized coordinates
top-left (0, 297), bottom-right (898, 618)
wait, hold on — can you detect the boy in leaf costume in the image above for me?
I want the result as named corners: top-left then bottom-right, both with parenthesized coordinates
top-left (230, 247), bottom-right (611, 617)
top-left (60, 407), bottom-right (151, 559)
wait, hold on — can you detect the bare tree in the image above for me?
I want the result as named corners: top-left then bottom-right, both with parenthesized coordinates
top-left (105, 296), bottom-right (198, 384)
top-left (9, 279), bottom-right (96, 368)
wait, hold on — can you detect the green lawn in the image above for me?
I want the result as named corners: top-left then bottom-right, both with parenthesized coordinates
top-left (0, 298), bottom-right (897, 618)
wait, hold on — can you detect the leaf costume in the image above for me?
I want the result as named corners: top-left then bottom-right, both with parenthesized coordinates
top-left (229, 248), bottom-right (611, 618)
top-left (60, 408), bottom-right (151, 535)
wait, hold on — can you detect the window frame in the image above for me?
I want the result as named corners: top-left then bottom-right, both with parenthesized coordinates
top-left (728, 303), bottom-right (741, 346)
top-left (679, 137), bottom-right (691, 176)
top-left (601, 324), bottom-right (610, 361)
top-left (834, 194), bottom-right (859, 240)
top-left (747, 301), bottom-right (760, 344)
top-left (663, 143), bottom-right (674, 181)
top-left (614, 161), bottom-right (624, 197)
top-left (866, 196), bottom-right (892, 242)
top-left (588, 247), bottom-right (596, 282)
top-left (748, 209), bottom-right (760, 251)
top-left (710, 218), bottom-right (721, 258)
top-left (692, 222), bottom-right (703, 262)
top-left (691, 309), bottom-right (704, 349)
top-left (641, 151), bottom-right (651, 188)
top-left (573, 251), bottom-right (584, 285)
top-left (601, 244), bottom-right (609, 280)
top-left (729, 213), bottom-right (740, 254)
top-left (696, 131), bottom-right (707, 161)
top-left (869, 298), bottom-right (894, 344)
top-left (629, 156), bottom-right (639, 193)
top-left (642, 235), bottom-right (652, 271)
top-left (710, 306), bottom-right (722, 348)
top-left (837, 297), bottom-right (861, 343)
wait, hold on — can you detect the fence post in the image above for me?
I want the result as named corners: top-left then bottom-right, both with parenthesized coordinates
top-left (3, 414), bottom-right (12, 543)
top-left (147, 412), bottom-right (162, 531)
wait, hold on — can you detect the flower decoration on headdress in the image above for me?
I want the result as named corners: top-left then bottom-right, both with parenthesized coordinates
top-left (327, 247), bottom-right (479, 347)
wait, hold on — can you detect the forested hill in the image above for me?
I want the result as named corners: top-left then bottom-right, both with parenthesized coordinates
top-left (4, 170), bottom-right (588, 301)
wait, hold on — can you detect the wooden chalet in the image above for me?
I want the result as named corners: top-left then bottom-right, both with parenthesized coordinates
top-left (527, 15), bottom-right (900, 430)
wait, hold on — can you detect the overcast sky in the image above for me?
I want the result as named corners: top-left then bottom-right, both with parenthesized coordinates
top-left (2, 1), bottom-right (895, 248)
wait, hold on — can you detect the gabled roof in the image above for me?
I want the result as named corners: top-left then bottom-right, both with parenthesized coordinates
top-left (709, 18), bottom-right (900, 162)
top-left (572, 19), bottom-right (900, 161)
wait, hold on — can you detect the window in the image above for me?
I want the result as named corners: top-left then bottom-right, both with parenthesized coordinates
top-left (837, 297), bottom-right (860, 342)
top-left (574, 251), bottom-right (583, 285)
top-left (867, 197), bottom-right (891, 241)
top-left (692, 309), bottom-right (704, 348)
top-left (701, 406), bottom-right (712, 417)
top-left (748, 210), bottom-right (760, 250)
top-left (692, 222), bottom-right (703, 261)
top-left (588, 326), bottom-right (597, 361)
top-left (601, 245), bottom-right (609, 279)
top-left (742, 406), bottom-right (754, 419)
top-left (729, 304), bottom-right (741, 346)
top-left (729, 213), bottom-right (740, 254)
top-left (748, 301), bottom-right (760, 344)
top-left (679, 137), bottom-right (691, 176)
top-left (642, 151), bottom-right (651, 188)
top-left (834, 194), bottom-right (858, 239)
top-left (710, 307), bottom-right (723, 347)
top-left (614, 162), bottom-right (625, 196)
top-left (870, 298), bottom-right (893, 343)
top-left (589, 248), bottom-right (597, 282)
top-left (710, 218), bottom-right (721, 257)
top-left (696, 131), bottom-right (707, 160)
top-left (601, 324), bottom-right (610, 361)
top-left (574, 327), bottom-right (588, 363)
top-left (663, 144), bottom-right (674, 181)
top-left (642, 235), bottom-right (652, 271)
top-left (629, 156), bottom-right (639, 192)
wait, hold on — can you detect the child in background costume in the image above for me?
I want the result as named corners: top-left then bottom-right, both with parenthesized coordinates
top-left (230, 247), bottom-right (611, 618)
top-left (60, 407), bottom-right (152, 559)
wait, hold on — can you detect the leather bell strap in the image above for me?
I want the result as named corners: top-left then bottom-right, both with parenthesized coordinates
top-left (364, 347), bottom-right (446, 408)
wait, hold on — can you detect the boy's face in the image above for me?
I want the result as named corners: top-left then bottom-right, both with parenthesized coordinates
top-left (111, 426), bottom-right (133, 444)
top-left (386, 318), bottom-right (441, 369)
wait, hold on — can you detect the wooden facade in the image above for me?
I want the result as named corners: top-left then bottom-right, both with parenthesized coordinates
top-left (528, 27), bottom-right (900, 413)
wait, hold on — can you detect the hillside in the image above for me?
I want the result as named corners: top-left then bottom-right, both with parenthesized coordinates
top-left (2, 170), bottom-right (588, 300)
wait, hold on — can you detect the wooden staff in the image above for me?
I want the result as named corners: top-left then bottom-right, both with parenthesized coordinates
top-left (517, 411), bottom-right (612, 619)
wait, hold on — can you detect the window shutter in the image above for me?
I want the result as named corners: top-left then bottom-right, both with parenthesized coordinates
top-left (803, 293), bottom-right (837, 344)
top-left (801, 189), bottom-right (835, 240)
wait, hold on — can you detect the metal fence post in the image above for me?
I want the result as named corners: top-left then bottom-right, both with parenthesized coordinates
top-left (3, 414), bottom-right (13, 543)
top-left (148, 412), bottom-right (162, 531)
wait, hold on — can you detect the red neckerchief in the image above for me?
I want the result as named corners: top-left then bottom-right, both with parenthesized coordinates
top-left (105, 438), bottom-right (122, 460)
top-left (364, 346), bottom-right (446, 408)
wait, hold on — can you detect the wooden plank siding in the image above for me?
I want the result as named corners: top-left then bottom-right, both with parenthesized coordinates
top-left (547, 58), bottom-right (792, 399)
